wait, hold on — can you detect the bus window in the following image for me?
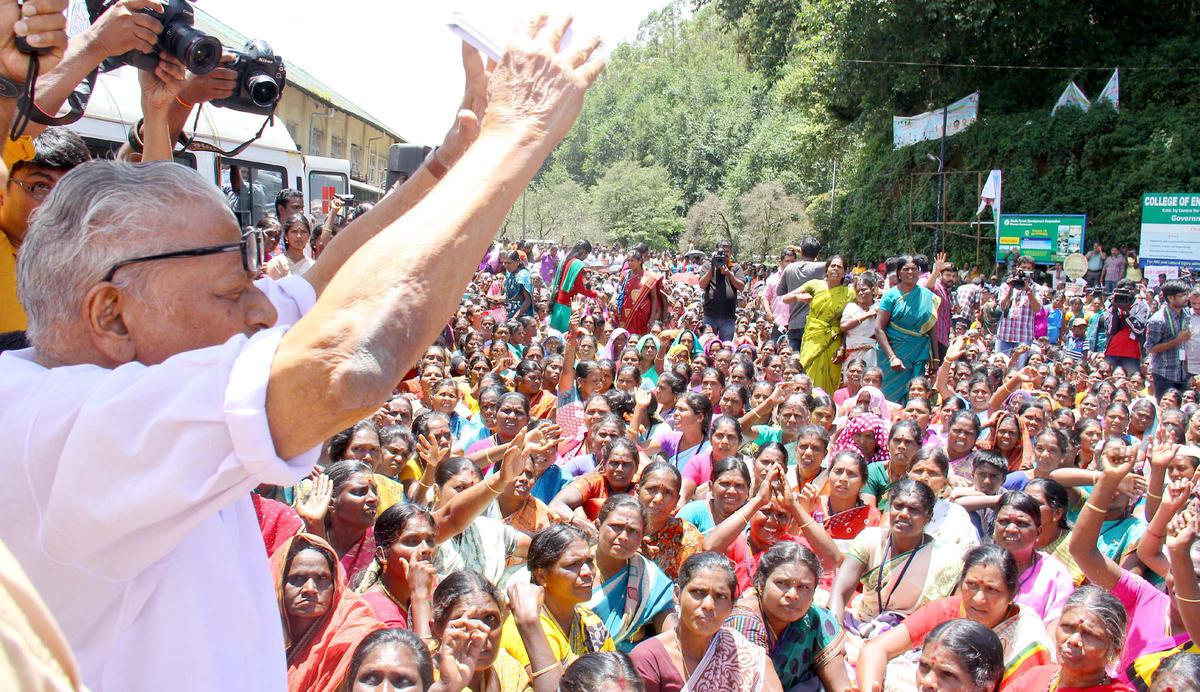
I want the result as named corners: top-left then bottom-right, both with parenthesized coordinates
top-left (81, 137), bottom-right (196, 169)
top-left (218, 159), bottom-right (285, 227)
top-left (308, 171), bottom-right (348, 211)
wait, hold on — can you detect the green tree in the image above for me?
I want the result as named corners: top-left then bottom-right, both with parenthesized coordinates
top-left (737, 181), bottom-right (811, 261)
top-left (591, 161), bottom-right (684, 249)
top-left (681, 192), bottom-right (734, 251)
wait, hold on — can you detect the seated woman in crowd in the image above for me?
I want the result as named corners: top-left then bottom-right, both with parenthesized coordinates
top-left (680, 414), bottom-right (743, 502)
top-left (560, 412), bottom-right (629, 478)
top-left (856, 545), bottom-right (1051, 690)
top-left (629, 553), bottom-right (783, 691)
top-left (1007, 586), bottom-right (1136, 692)
top-left (500, 525), bottom-right (615, 671)
top-left (677, 456), bottom-right (751, 535)
top-left (1023, 477), bottom-right (1085, 586)
top-left (550, 438), bottom-right (639, 524)
top-left (558, 652), bottom-right (645, 692)
top-left (829, 479), bottom-right (964, 646)
top-left (725, 542), bottom-right (849, 691)
top-left (991, 491), bottom-right (1073, 626)
top-left (863, 420), bottom-right (922, 510)
top-left (912, 619), bottom-right (1006, 692)
top-left (354, 504), bottom-right (436, 633)
top-left (635, 462), bottom-right (704, 579)
top-left (272, 534), bottom-right (383, 692)
top-left (643, 392), bottom-right (713, 471)
top-left (586, 495), bottom-right (678, 653)
top-left (906, 447), bottom-right (981, 551)
top-left (808, 449), bottom-right (882, 546)
top-left (429, 570), bottom-right (530, 691)
top-left (297, 460), bottom-right (380, 582)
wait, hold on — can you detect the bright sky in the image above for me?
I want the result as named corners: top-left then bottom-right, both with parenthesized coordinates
top-left (198, 0), bottom-right (674, 143)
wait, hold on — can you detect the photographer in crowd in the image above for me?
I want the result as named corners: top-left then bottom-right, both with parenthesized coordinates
top-left (699, 239), bottom-right (743, 340)
top-left (0, 13), bottom-right (604, 692)
top-left (995, 254), bottom-right (1042, 366)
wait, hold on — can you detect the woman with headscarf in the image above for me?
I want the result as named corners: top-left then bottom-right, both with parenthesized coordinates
top-left (550, 240), bottom-right (600, 332)
top-left (271, 534), bottom-right (383, 692)
top-left (635, 334), bottom-right (661, 388)
top-left (600, 327), bottom-right (630, 362)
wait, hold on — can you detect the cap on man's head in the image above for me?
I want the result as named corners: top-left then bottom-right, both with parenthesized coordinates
top-left (1071, 317), bottom-right (1088, 327)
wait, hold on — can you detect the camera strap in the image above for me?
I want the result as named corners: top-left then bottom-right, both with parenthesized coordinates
top-left (17, 69), bottom-right (95, 128)
top-left (177, 104), bottom-right (274, 158)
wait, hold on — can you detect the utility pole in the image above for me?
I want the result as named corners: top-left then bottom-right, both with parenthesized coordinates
top-left (934, 102), bottom-right (948, 255)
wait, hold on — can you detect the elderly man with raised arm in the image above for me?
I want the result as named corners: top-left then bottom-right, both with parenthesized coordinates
top-left (0, 17), bottom-right (604, 692)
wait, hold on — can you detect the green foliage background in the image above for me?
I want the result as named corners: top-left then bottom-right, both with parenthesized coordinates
top-left (508, 0), bottom-right (1200, 267)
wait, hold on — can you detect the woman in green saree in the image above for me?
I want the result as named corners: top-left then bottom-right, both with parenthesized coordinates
top-left (550, 239), bottom-right (599, 332)
top-left (796, 255), bottom-right (854, 395)
top-left (875, 255), bottom-right (940, 403)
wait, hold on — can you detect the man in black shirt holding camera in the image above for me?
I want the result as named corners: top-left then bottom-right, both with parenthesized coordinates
top-left (699, 240), bottom-right (744, 341)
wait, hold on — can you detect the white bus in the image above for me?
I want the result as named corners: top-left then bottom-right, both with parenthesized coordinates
top-left (66, 66), bottom-right (353, 227)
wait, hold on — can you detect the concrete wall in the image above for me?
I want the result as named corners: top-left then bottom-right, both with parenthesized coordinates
top-left (274, 87), bottom-right (396, 189)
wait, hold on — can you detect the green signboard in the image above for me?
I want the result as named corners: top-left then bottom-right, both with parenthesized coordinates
top-left (995, 214), bottom-right (1086, 264)
top-left (1139, 193), bottom-right (1200, 270)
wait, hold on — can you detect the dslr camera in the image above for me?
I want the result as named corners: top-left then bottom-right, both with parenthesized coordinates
top-left (1008, 268), bottom-right (1033, 288)
top-left (712, 250), bottom-right (728, 269)
top-left (1111, 285), bottom-right (1136, 309)
top-left (87, 0), bottom-right (222, 75)
top-left (212, 40), bottom-right (287, 115)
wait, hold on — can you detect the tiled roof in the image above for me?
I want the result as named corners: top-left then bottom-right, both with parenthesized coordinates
top-left (195, 8), bottom-right (406, 142)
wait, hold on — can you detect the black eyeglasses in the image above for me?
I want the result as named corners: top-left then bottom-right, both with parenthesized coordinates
top-left (101, 229), bottom-right (266, 283)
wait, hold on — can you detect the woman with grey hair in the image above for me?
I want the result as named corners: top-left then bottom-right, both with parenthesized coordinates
top-left (1006, 585), bottom-right (1132, 691)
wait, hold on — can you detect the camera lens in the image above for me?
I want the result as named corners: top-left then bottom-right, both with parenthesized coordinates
top-left (247, 74), bottom-right (280, 107)
top-left (163, 25), bottom-right (221, 74)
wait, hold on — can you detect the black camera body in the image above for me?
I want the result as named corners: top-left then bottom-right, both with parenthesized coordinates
top-left (88, 0), bottom-right (221, 75)
top-left (1008, 268), bottom-right (1034, 287)
top-left (1112, 286), bottom-right (1136, 309)
top-left (212, 40), bottom-right (287, 115)
top-left (712, 251), bottom-right (728, 269)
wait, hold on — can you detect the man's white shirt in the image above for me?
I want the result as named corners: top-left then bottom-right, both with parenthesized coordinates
top-left (0, 275), bottom-right (320, 691)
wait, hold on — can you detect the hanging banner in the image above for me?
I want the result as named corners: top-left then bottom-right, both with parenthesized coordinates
top-left (975, 169), bottom-right (1002, 234)
top-left (995, 214), bottom-right (1086, 264)
top-left (1051, 82), bottom-right (1090, 116)
top-left (1094, 69), bottom-right (1119, 111)
top-left (1139, 193), bottom-right (1200, 271)
top-left (892, 92), bottom-right (979, 148)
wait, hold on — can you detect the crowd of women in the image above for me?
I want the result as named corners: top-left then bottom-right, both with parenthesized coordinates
top-left (251, 238), bottom-right (1200, 692)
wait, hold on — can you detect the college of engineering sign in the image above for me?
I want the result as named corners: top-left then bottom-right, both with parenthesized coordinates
top-left (1140, 193), bottom-right (1200, 271)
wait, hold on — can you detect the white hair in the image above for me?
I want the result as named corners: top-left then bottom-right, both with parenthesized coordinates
top-left (17, 160), bottom-right (233, 348)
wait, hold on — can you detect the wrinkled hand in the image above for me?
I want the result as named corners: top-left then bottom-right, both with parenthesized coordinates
top-left (482, 16), bottom-right (605, 150)
top-left (506, 581), bottom-right (545, 626)
top-left (84, 0), bottom-right (162, 59)
top-left (437, 42), bottom-right (488, 168)
top-left (633, 387), bottom-right (653, 410)
top-left (771, 380), bottom-right (802, 404)
top-left (139, 53), bottom-right (186, 113)
top-left (296, 473), bottom-right (332, 528)
top-left (0, 0), bottom-right (68, 80)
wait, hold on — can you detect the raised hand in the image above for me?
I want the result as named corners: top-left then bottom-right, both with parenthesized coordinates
top-left (1160, 477), bottom-right (1195, 517)
top-left (481, 16), bottom-right (605, 152)
top-left (139, 53), bottom-right (187, 113)
top-left (433, 616), bottom-right (491, 692)
top-left (1149, 442), bottom-right (1180, 470)
top-left (438, 42), bottom-right (489, 168)
top-left (633, 387), bottom-right (654, 410)
top-left (1101, 444), bottom-right (1138, 478)
top-left (83, 0), bottom-right (164, 59)
top-left (296, 473), bottom-right (332, 532)
top-left (497, 428), bottom-right (530, 484)
top-left (525, 423), bottom-right (561, 456)
top-left (1166, 509), bottom-right (1197, 554)
top-left (417, 433), bottom-right (450, 472)
top-left (506, 581), bottom-right (545, 626)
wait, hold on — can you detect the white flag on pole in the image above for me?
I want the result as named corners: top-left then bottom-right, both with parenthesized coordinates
top-left (1052, 82), bottom-right (1091, 116)
top-left (976, 169), bottom-right (1002, 234)
top-left (1095, 69), bottom-right (1119, 111)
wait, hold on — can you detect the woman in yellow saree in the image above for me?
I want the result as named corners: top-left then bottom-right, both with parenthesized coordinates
top-left (796, 256), bottom-right (854, 394)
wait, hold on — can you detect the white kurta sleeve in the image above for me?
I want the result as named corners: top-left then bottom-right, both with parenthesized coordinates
top-left (255, 274), bottom-right (317, 328)
top-left (27, 326), bottom-right (319, 582)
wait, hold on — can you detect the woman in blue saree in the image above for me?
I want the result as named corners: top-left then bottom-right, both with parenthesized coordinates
top-left (874, 255), bottom-right (940, 404)
top-left (585, 495), bottom-right (677, 653)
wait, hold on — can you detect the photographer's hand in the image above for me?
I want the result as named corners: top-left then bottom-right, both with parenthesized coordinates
top-left (0, 0), bottom-right (68, 83)
top-left (138, 53), bottom-right (186, 161)
top-left (83, 0), bottom-right (164, 60)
